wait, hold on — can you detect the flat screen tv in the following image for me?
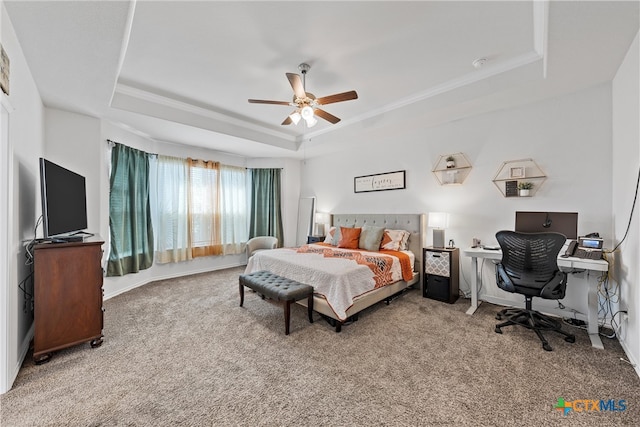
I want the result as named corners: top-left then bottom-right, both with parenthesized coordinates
top-left (39, 158), bottom-right (88, 239)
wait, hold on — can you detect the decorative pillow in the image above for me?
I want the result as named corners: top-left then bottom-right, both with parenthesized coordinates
top-left (380, 229), bottom-right (410, 251)
top-left (331, 223), bottom-right (353, 246)
top-left (358, 224), bottom-right (385, 252)
top-left (323, 226), bottom-right (337, 244)
top-left (337, 227), bottom-right (362, 249)
top-left (399, 230), bottom-right (411, 250)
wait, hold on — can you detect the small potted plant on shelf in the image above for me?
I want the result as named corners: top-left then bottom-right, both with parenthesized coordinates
top-left (445, 155), bottom-right (456, 168)
top-left (518, 181), bottom-right (533, 196)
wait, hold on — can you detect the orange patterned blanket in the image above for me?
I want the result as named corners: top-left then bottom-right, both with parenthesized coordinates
top-left (296, 244), bottom-right (413, 288)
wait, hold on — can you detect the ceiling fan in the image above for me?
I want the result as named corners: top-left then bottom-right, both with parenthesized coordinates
top-left (248, 63), bottom-right (358, 127)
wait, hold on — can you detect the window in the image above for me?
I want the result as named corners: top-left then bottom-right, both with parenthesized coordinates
top-left (114, 146), bottom-right (252, 269)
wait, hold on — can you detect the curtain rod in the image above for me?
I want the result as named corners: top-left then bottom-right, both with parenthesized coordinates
top-left (106, 139), bottom-right (157, 157)
top-left (106, 140), bottom-right (284, 167)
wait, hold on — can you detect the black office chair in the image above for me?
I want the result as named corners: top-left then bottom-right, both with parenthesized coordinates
top-left (494, 230), bottom-right (576, 351)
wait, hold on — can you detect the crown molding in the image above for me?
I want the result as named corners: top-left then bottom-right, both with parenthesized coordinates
top-left (112, 83), bottom-right (298, 144)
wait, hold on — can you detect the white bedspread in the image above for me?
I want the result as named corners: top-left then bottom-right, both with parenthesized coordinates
top-left (244, 244), bottom-right (412, 321)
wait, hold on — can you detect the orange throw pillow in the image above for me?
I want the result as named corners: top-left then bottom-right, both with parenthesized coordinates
top-left (338, 227), bottom-right (362, 249)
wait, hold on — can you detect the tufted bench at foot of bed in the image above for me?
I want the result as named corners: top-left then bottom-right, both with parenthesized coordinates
top-left (239, 271), bottom-right (314, 335)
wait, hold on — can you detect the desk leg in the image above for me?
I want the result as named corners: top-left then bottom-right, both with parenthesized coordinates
top-left (587, 272), bottom-right (604, 349)
top-left (466, 256), bottom-right (479, 315)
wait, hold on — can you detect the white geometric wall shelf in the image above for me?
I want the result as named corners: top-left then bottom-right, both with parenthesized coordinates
top-left (432, 152), bottom-right (472, 185)
top-left (492, 158), bottom-right (547, 197)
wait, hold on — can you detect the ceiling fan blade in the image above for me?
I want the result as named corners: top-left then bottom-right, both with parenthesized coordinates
top-left (316, 90), bottom-right (358, 105)
top-left (315, 108), bottom-right (341, 124)
top-left (286, 73), bottom-right (306, 99)
top-left (281, 113), bottom-right (294, 125)
top-left (248, 99), bottom-right (291, 105)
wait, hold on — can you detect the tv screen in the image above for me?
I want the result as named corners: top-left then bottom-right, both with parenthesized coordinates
top-left (39, 158), bottom-right (88, 238)
top-left (515, 211), bottom-right (578, 240)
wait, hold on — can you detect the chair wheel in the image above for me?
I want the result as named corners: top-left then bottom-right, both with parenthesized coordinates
top-left (495, 326), bottom-right (502, 334)
top-left (543, 342), bottom-right (553, 351)
top-left (496, 314), bottom-right (503, 320)
top-left (565, 335), bottom-right (576, 343)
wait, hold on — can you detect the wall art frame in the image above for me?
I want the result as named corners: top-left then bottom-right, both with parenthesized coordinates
top-left (0, 44), bottom-right (9, 96)
top-left (509, 166), bottom-right (525, 178)
top-left (354, 170), bottom-right (406, 193)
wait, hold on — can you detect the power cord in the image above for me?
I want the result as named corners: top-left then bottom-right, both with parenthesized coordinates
top-left (19, 215), bottom-right (43, 315)
top-left (610, 166), bottom-right (639, 253)
top-left (591, 166), bottom-right (639, 340)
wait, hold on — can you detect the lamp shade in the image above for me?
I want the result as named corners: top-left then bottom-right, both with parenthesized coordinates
top-left (428, 212), bottom-right (449, 229)
top-left (301, 106), bottom-right (314, 120)
top-left (315, 212), bottom-right (330, 224)
top-left (305, 115), bottom-right (317, 128)
top-left (314, 212), bottom-right (330, 236)
top-left (289, 111), bottom-right (301, 125)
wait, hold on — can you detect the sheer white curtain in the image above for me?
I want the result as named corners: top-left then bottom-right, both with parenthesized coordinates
top-left (220, 165), bottom-right (249, 254)
top-left (151, 155), bottom-right (191, 264)
top-left (188, 158), bottom-right (222, 257)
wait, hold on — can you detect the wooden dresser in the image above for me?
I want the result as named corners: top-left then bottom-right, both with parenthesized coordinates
top-left (33, 237), bottom-right (104, 363)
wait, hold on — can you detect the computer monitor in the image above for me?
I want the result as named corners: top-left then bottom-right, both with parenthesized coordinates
top-left (515, 211), bottom-right (578, 240)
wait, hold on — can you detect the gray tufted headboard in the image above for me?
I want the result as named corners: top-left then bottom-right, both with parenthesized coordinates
top-left (331, 213), bottom-right (426, 274)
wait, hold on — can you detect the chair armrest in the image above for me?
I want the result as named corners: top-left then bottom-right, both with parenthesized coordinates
top-left (496, 263), bottom-right (516, 293)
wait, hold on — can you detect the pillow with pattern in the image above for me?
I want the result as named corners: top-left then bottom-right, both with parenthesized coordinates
top-left (323, 226), bottom-right (337, 244)
top-left (380, 229), bottom-right (410, 251)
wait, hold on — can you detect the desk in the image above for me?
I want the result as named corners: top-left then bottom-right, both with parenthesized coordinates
top-left (463, 247), bottom-right (609, 349)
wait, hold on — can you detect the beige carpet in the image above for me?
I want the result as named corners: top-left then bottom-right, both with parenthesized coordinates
top-left (1, 266), bottom-right (638, 426)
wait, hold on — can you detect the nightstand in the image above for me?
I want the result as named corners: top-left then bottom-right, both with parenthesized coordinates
top-left (307, 235), bottom-right (325, 244)
top-left (423, 247), bottom-right (460, 303)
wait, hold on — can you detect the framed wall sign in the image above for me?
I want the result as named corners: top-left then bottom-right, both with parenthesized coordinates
top-left (354, 170), bottom-right (406, 193)
top-left (505, 180), bottom-right (519, 197)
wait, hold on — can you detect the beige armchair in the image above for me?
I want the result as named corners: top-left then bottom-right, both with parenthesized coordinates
top-left (246, 236), bottom-right (278, 259)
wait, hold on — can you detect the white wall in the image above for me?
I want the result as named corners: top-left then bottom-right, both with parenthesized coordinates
top-left (612, 31), bottom-right (639, 373)
top-left (1, 2), bottom-right (45, 393)
top-left (301, 84), bottom-right (614, 320)
top-left (44, 109), bottom-right (101, 234)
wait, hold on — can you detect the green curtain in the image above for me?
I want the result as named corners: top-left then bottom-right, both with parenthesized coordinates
top-left (249, 169), bottom-right (284, 247)
top-left (107, 144), bottom-right (154, 276)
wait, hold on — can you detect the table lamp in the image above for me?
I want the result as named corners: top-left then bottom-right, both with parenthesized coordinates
top-left (315, 212), bottom-right (331, 236)
top-left (428, 212), bottom-right (449, 248)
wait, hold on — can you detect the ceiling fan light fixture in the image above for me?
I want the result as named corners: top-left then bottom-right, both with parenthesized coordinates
top-left (300, 105), bottom-right (314, 120)
top-left (249, 63), bottom-right (357, 127)
top-left (289, 111), bottom-right (301, 125)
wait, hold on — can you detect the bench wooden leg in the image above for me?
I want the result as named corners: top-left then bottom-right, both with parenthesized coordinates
top-left (284, 300), bottom-right (292, 335)
top-left (307, 293), bottom-right (314, 323)
top-left (239, 283), bottom-right (244, 307)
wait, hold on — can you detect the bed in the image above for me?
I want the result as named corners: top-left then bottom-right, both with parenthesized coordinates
top-left (244, 213), bottom-right (425, 331)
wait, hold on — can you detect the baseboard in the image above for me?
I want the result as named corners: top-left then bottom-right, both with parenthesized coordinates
top-left (3, 323), bottom-right (34, 394)
top-left (617, 335), bottom-right (640, 379)
top-left (103, 262), bottom-right (244, 301)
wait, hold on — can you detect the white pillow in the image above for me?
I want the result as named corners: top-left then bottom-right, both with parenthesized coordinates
top-left (324, 226), bottom-right (337, 244)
